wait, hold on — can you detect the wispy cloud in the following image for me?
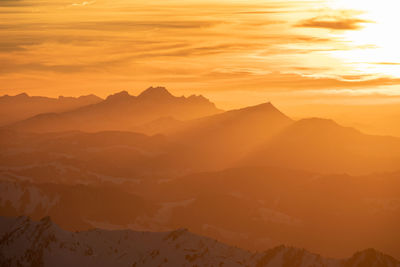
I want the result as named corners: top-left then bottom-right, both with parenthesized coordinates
top-left (0, 0), bottom-right (398, 104)
top-left (296, 14), bottom-right (371, 30)
top-left (71, 1), bottom-right (95, 7)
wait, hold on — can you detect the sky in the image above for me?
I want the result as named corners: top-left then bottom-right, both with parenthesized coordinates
top-left (1, 0), bottom-right (400, 109)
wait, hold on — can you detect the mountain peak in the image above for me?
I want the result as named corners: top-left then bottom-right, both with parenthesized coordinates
top-left (187, 94), bottom-right (212, 104)
top-left (237, 102), bottom-right (289, 117)
top-left (252, 101), bottom-right (273, 109)
top-left (347, 248), bottom-right (399, 267)
top-left (138, 86), bottom-right (174, 99)
top-left (15, 93), bottom-right (29, 98)
top-left (105, 91), bottom-right (134, 101)
top-left (78, 94), bottom-right (103, 101)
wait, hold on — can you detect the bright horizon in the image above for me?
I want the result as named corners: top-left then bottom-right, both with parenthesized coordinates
top-left (1, 0), bottom-right (400, 110)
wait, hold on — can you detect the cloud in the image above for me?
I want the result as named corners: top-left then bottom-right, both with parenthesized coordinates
top-left (374, 62), bottom-right (400, 66)
top-left (71, 1), bottom-right (95, 7)
top-left (296, 15), bottom-right (370, 30)
top-left (0, 0), bottom-right (54, 7)
top-left (0, 20), bottom-right (222, 31)
top-left (0, 0), bottom-right (30, 7)
top-left (0, 42), bottom-right (29, 52)
top-left (0, 0), bottom-right (397, 102)
top-left (205, 71), bottom-right (400, 91)
top-left (0, 60), bottom-right (87, 74)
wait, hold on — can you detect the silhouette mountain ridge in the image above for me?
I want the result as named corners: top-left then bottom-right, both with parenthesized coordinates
top-left (105, 90), bottom-right (134, 102)
top-left (103, 87), bottom-right (214, 105)
top-left (6, 87), bottom-right (221, 132)
top-left (138, 86), bottom-right (174, 99)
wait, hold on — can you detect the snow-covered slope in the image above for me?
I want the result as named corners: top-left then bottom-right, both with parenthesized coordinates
top-left (1, 216), bottom-right (399, 267)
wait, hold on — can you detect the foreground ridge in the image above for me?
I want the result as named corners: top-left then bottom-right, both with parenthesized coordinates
top-left (0, 216), bottom-right (399, 267)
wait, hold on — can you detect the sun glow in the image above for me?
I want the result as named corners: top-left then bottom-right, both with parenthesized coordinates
top-left (327, 0), bottom-right (400, 78)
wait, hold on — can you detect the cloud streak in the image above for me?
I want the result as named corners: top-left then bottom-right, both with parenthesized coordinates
top-left (0, 0), bottom-right (399, 106)
top-left (296, 16), bottom-right (370, 30)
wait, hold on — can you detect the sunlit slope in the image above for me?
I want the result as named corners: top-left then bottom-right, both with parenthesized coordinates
top-left (243, 118), bottom-right (400, 175)
top-left (3, 98), bottom-right (400, 175)
top-left (168, 102), bottom-right (293, 169)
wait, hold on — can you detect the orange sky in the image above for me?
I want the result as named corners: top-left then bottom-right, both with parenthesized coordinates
top-left (1, 0), bottom-right (400, 109)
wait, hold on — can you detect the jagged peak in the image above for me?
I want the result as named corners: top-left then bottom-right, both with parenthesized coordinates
top-left (138, 86), bottom-right (174, 99)
top-left (105, 90), bottom-right (134, 101)
top-left (186, 94), bottom-right (213, 104)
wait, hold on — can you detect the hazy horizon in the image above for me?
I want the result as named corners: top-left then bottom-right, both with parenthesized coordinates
top-left (1, 1), bottom-right (400, 266)
top-left (3, 87), bottom-right (400, 137)
top-left (1, 0), bottom-right (400, 107)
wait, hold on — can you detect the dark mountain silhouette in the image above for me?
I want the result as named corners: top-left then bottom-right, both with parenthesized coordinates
top-left (7, 87), bottom-right (222, 133)
top-left (138, 86), bottom-right (175, 99)
top-left (0, 93), bottom-right (102, 126)
top-left (243, 118), bottom-right (400, 174)
top-left (1, 216), bottom-right (399, 267)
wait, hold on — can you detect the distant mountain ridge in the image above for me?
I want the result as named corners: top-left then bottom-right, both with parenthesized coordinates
top-left (243, 117), bottom-right (400, 174)
top-left (3, 95), bottom-right (400, 175)
top-left (1, 88), bottom-right (400, 265)
top-left (0, 93), bottom-right (103, 126)
top-left (6, 87), bottom-right (222, 133)
top-left (0, 216), bottom-right (398, 267)
top-left (168, 101), bottom-right (293, 169)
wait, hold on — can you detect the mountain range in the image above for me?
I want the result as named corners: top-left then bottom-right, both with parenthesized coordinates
top-left (7, 87), bottom-right (221, 133)
top-left (1, 166), bottom-right (399, 258)
top-left (3, 87), bottom-right (400, 175)
top-left (0, 93), bottom-right (102, 126)
top-left (1, 216), bottom-right (399, 267)
top-left (1, 87), bottom-right (400, 262)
